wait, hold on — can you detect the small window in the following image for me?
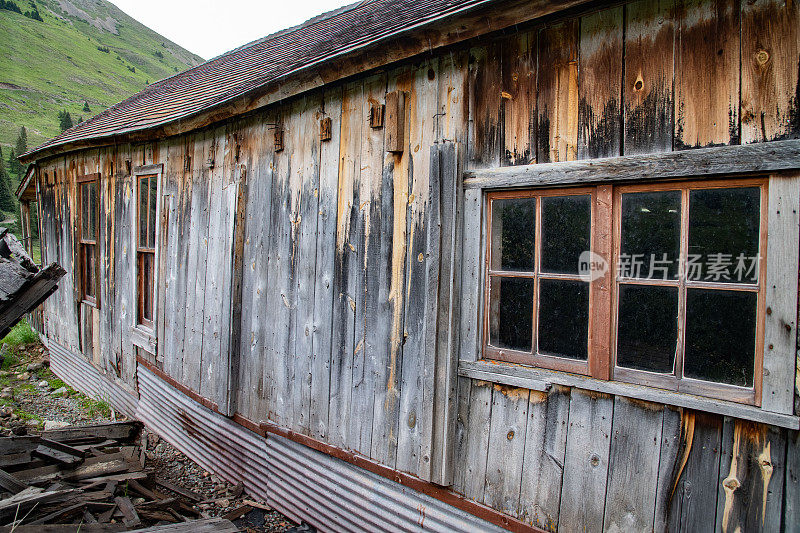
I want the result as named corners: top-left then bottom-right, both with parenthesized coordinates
top-left (136, 174), bottom-right (158, 328)
top-left (484, 179), bottom-right (767, 405)
top-left (78, 173), bottom-right (99, 306)
top-left (485, 189), bottom-right (594, 375)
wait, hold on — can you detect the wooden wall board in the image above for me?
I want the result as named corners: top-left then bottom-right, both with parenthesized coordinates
top-left (501, 32), bottom-right (536, 166)
top-left (289, 93), bottom-right (324, 435)
top-left (396, 57), bottom-right (439, 477)
top-left (518, 386), bottom-right (570, 531)
top-left (667, 412), bottom-right (723, 532)
top-left (348, 74), bottom-right (387, 454)
top-left (327, 80), bottom-right (364, 448)
top-left (577, 6), bottom-right (623, 159)
top-left (740, 0), bottom-right (800, 143)
top-left (468, 43), bottom-right (503, 169)
top-left (482, 386), bottom-right (531, 516)
top-left (653, 406), bottom-right (683, 531)
top-left (536, 20), bottom-right (579, 163)
top-left (623, 0), bottom-right (676, 155)
top-left (602, 397), bottom-right (663, 532)
top-left (369, 66), bottom-right (412, 467)
top-left (309, 90), bottom-right (342, 441)
top-left (715, 419), bottom-right (786, 532)
top-left (785, 429), bottom-right (800, 532)
top-left (557, 389), bottom-right (613, 532)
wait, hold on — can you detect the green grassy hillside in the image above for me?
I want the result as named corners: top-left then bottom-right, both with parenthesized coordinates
top-left (0, 0), bottom-right (204, 154)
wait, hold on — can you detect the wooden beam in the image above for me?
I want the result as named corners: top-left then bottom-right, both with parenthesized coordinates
top-left (463, 140), bottom-right (800, 189)
top-left (458, 360), bottom-right (800, 429)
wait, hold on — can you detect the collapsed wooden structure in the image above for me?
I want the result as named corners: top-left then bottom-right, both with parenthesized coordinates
top-left (0, 228), bottom-right (64, 338)
top-left (16, 0), bottom-right (800, 530)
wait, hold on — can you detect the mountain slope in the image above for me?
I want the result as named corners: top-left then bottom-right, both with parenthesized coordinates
top-left (0, 0), bottom-right (204, 153)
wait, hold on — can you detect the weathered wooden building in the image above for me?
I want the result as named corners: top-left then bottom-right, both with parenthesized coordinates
top-left (17, 0), bottom-right (800, 530)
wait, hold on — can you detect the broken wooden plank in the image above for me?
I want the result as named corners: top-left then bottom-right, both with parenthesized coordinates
top-left (155, 477), bottom-right (202, 502)
top-left (42, 422), bottom-right (142, 444)
top-left (0, 525), bottom-right (126, 532)
top-left (127, 518), bottom-right (239, 532)
top-left (0, 467), bottom-right (28, 495)
top-left (114, 496), bottom-right (141, 528)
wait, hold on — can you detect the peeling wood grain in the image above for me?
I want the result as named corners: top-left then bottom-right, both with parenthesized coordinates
top-left (501, 32), bottom-right (535, 166)
top-left (675, 0), bottom-right (740, 149)
top-left (624, 0), bottom-right (676, 155)
top-left (741, 0), bottom-right (800, 143)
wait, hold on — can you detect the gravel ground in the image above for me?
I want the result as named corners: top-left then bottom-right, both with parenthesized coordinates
top-left (0, 339), bottom-right (302, 532)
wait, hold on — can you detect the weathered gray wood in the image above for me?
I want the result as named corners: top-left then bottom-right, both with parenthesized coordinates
top-left (309, 89), bottom-right (341, 440)
top-left (668, 412), bottom-right (723, 532)
top-left (348, 74), bottom-right (386, 454)
top-left (463, 139), bottom-right (800, 189)
top-left (482, 385), bottom-right (530, 516)
top-left (557, 389), bottom-right (613, 533)
top-left (458, 360), bottom-right (800, 429)
top-left (291, 92), bottom-right (323, 434)
top-left (786, 429), bottom-right (800, 532)
top-left (715, 418), bottom-right (786, 532)
top-left (396, 56), bottom-right (439, 477)
top-left (518, 386), bottom-right (571, 531)
top-left (429, 142), bottom-right (463, 485)
top-left (327, 79), bottom-right (363, 448)
top-left (762, 173), bottom-right (800, 414)
top-left (653, 406), bottom-right (682, 532)
top-left (459, 379), bottom-right (492, 502)
top-left (0, 467), bottom-right (28, 494)
top-left (602, 396), bottom-right (664, 532)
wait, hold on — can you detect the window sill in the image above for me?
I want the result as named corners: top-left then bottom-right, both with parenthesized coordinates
top-left (80, 299), bottom-right (98, 309)
top-left (458, 359), bottom-right (799, 429)
top-left (130, 325), bottom-right (157, 353)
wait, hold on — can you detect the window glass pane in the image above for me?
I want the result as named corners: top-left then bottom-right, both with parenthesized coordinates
top-left (88, 182), bottom-right (97, 241)
top-left (81, 183), bottom-right (89, 239)
top-left (490, 198), bottom-right (535, 271)
top-left (684, 289), bottom-right (756, 387)
top-left (620, 191), bottom-right (681, 280)
top-left (617, 284), bottom-right (679, 373)
top-left (141, 252), bottom-right (154, 322)
top-left (538, 279), bottom-right (589, 359)
top-left (139, 177), bottom-right (148, 246)
top-left (149, 176), bottom-right (157, 248)
top-left (488, 276), bottom-right (534, 352)
top-left (540, 195), bottom-right (591, 274)
top-left (688, 187), bottom-right (760, 284)
top-left (84, 244), bottom-right (95, 298)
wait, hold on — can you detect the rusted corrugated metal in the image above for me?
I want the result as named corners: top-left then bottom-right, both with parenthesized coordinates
top-left (48, 340), bottom-right (138, 418)
top-left (265, 434), bottom-right (504, 532)
top-left (23, 0), bottom-right (490, 160)
top-left (135, 364), bottom-right (270, 499)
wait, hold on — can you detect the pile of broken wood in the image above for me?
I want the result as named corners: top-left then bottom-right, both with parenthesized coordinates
top-left (0, 421), bottom-right (238, 532)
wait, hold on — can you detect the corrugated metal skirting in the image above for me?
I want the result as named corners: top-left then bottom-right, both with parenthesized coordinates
top-left (136, 365), bottom-right (270, 500)
top-left (266, 434), bottom-right (504, 533)
top-left (48, 345), bottom-right (503, 532)
top-left (48, 340), bottom-right (138, 418)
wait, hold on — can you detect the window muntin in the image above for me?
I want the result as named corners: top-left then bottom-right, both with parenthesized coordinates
top-left (78, 174), bottom-right (99, 305)
top-left (136, 174), bottom-right (158, 328)
top-left (484, 188), bottom-right (595, 375)
top-left (483, 179), bottom-right (767, 405)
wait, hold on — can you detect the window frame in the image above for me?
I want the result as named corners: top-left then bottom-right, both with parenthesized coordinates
top-left (481, 177), bottom-right (770, 406)
top-left (610, 178), bottom-right (768, 406)
top-left (132, 165), bottom-right (162, 336)
top-left (482, 187), bottom-right (600, 376)
top-left (77, 172), bottom-right (100, 308)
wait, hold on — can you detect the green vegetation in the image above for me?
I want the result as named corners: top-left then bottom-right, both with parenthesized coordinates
top-left (0, 0), bottom-right (203, 155)
top-left (80, 396), bottom-right (111, 418)
top-left (1, 319), bottom-right (39, 346)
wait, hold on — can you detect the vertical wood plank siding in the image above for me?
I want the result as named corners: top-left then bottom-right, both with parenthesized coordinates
top-left (34, 0), bottom-right (799, 531)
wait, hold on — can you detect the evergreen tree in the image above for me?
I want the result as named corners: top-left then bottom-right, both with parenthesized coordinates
top-left (0, 148), bottom-right (17, 214)
top-left (57, 110), bottom-right (73, 132)
top-left (7, 148), bottom-right (22, 184)
top-left (83, 101), bottom-right (90, 112)
top-left (14, 126), bottom-right (26, 158)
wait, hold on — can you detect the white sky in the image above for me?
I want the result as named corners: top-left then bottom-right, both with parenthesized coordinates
top-left (108, 0), bottom-right (353, 60)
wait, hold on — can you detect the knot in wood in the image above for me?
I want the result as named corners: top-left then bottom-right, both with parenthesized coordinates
top-left (633, 77), bottom-right (644, 92)
top-left (723, 476), bottom-right (740, 491)
top-left (756, 49), bottom-right (770, 66)
top-left (407, 411), bottom-right (416, 428)
top-left (506, 430), bottom-right (515, 441)
top-left (590, 454), bottom-right (600, 467)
